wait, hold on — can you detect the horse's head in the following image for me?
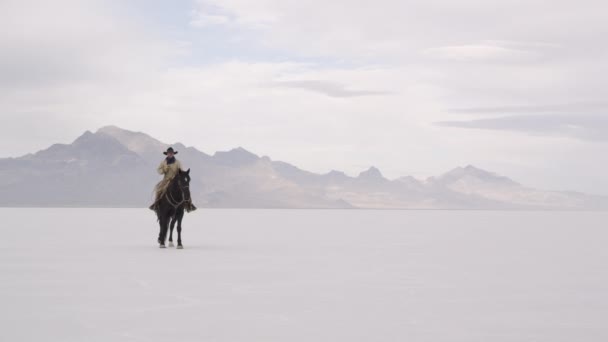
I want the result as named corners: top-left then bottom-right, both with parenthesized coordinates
top-left (175, 168), bottom-right (192, 201)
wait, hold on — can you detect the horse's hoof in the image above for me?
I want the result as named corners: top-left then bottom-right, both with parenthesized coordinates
top-left (168, 242), bottom-right (175, 247)
top-left (159, 244), bottom-right (166, 248)
top-left (177, 245), bottom-right (184, 249)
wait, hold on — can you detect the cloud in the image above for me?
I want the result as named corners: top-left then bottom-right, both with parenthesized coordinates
top-left (448, 102), bottom-right (608, 115)
top-left (441, 102), bottom-right (608, 142)
top-left (190, 13), bottom-right (231, 27)
top-left (190, 0), bottom-right (277, 29)
top-left (0, 0), bottom-right (172, 155)
top-left (423, 42), bottom-right (542, 63)
top-left (268, 80), bottom-right (393, 98)
top-left (189, 1), bottom-right (233, 27)
top-left (435, 114), bottom-right (608, 141)
top-left (3, 0), bottom-right (608, 196)
top-left (187, 1), bottom-right (599, 63)
top-left (483, 40), bottom-right (561, 50)
top-left (0, 0), bottom-right (169, 88)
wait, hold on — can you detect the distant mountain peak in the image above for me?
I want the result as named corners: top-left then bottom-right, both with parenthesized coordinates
top-left (212, 146), bottom-right (259, 166)
top-left (322, 170), bottom-right (350, 182)
top-left (462, 164), bottom-right (493, 174)
top-left (326, 169), bottom-right (347, 177)
top-left (72, 130), bottom-right (94, 144)
top-left (31, 129), bottom-right (137, 163)
top-left (358, 166), bottom-right (385, 180)
top-left (96, 125), bottom-right (167, 159)
top-left (97, 125), bottom-right (122, 132)
top-left (233, 146), bottom-right (259, 156)
top-left (215, 146), bottom-right (258, 157)
top-left (437, 164), bottom-right (519, 186)
top-left (455, 164), bottom-right (494, 175)
top-left (97, 125), bottom-right (160, 142)
top-left (72, 130), bottom-right (120, 147)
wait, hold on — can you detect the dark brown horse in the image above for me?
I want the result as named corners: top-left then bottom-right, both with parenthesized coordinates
top-left (153, 169), bottom-right (192, 249)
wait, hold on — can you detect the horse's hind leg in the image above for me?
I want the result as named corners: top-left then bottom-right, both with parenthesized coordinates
top-left (176, 209), bottom-right (185, 249)
top-left (168, 215), bottom-right (177, 247)
top-left (157, 217), bottom-right (163, 245)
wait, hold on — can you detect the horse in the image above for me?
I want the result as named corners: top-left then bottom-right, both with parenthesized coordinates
top-left (154, 168), bottom-right (192, 249)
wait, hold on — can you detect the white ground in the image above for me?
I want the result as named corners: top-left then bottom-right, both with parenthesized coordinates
top-left (1, 208), bottom-right (607, 341)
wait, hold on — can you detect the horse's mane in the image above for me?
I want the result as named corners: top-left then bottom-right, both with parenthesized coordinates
top-left (168, 169), bottom-right (188, 189)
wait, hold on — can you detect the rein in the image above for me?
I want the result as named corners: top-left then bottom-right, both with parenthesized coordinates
top-left (164, 178), bottom-right (191, 209)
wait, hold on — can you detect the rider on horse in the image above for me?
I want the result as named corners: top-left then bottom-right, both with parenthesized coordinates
top-left (149, 147), bottom-right (197, 212)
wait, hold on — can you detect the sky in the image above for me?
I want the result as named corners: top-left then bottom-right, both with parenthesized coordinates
top-left (1, 0), bottom-right (607, 195)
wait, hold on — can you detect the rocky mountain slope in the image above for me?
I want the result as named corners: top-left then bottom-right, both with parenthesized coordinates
top-left (0, 126), bottom-right (606, 209)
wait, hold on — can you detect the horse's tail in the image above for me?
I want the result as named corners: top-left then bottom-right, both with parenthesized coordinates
top-left (153, 209), bottom-right (160, 223)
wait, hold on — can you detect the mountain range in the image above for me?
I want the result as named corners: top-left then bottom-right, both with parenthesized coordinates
top-left (0, 125), bottom-right (606, 210)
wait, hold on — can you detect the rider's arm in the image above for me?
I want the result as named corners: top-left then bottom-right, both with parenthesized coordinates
top-left (157, 160), bottom-right (167, 175)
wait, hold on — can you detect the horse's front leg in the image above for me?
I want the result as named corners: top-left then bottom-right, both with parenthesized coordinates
top-left (158, 216), bottom-right (169, 248)
top-left (176, 208), bottom-right (185, 249)
top-left (168, 215), bottom-right (177, 247)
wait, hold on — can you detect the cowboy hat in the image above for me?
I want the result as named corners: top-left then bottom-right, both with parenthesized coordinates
top-left (163, 147), bottom-right (178, 155)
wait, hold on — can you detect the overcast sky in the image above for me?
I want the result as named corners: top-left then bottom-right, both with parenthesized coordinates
top-left (1, 0), bottom-right (607, 195)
